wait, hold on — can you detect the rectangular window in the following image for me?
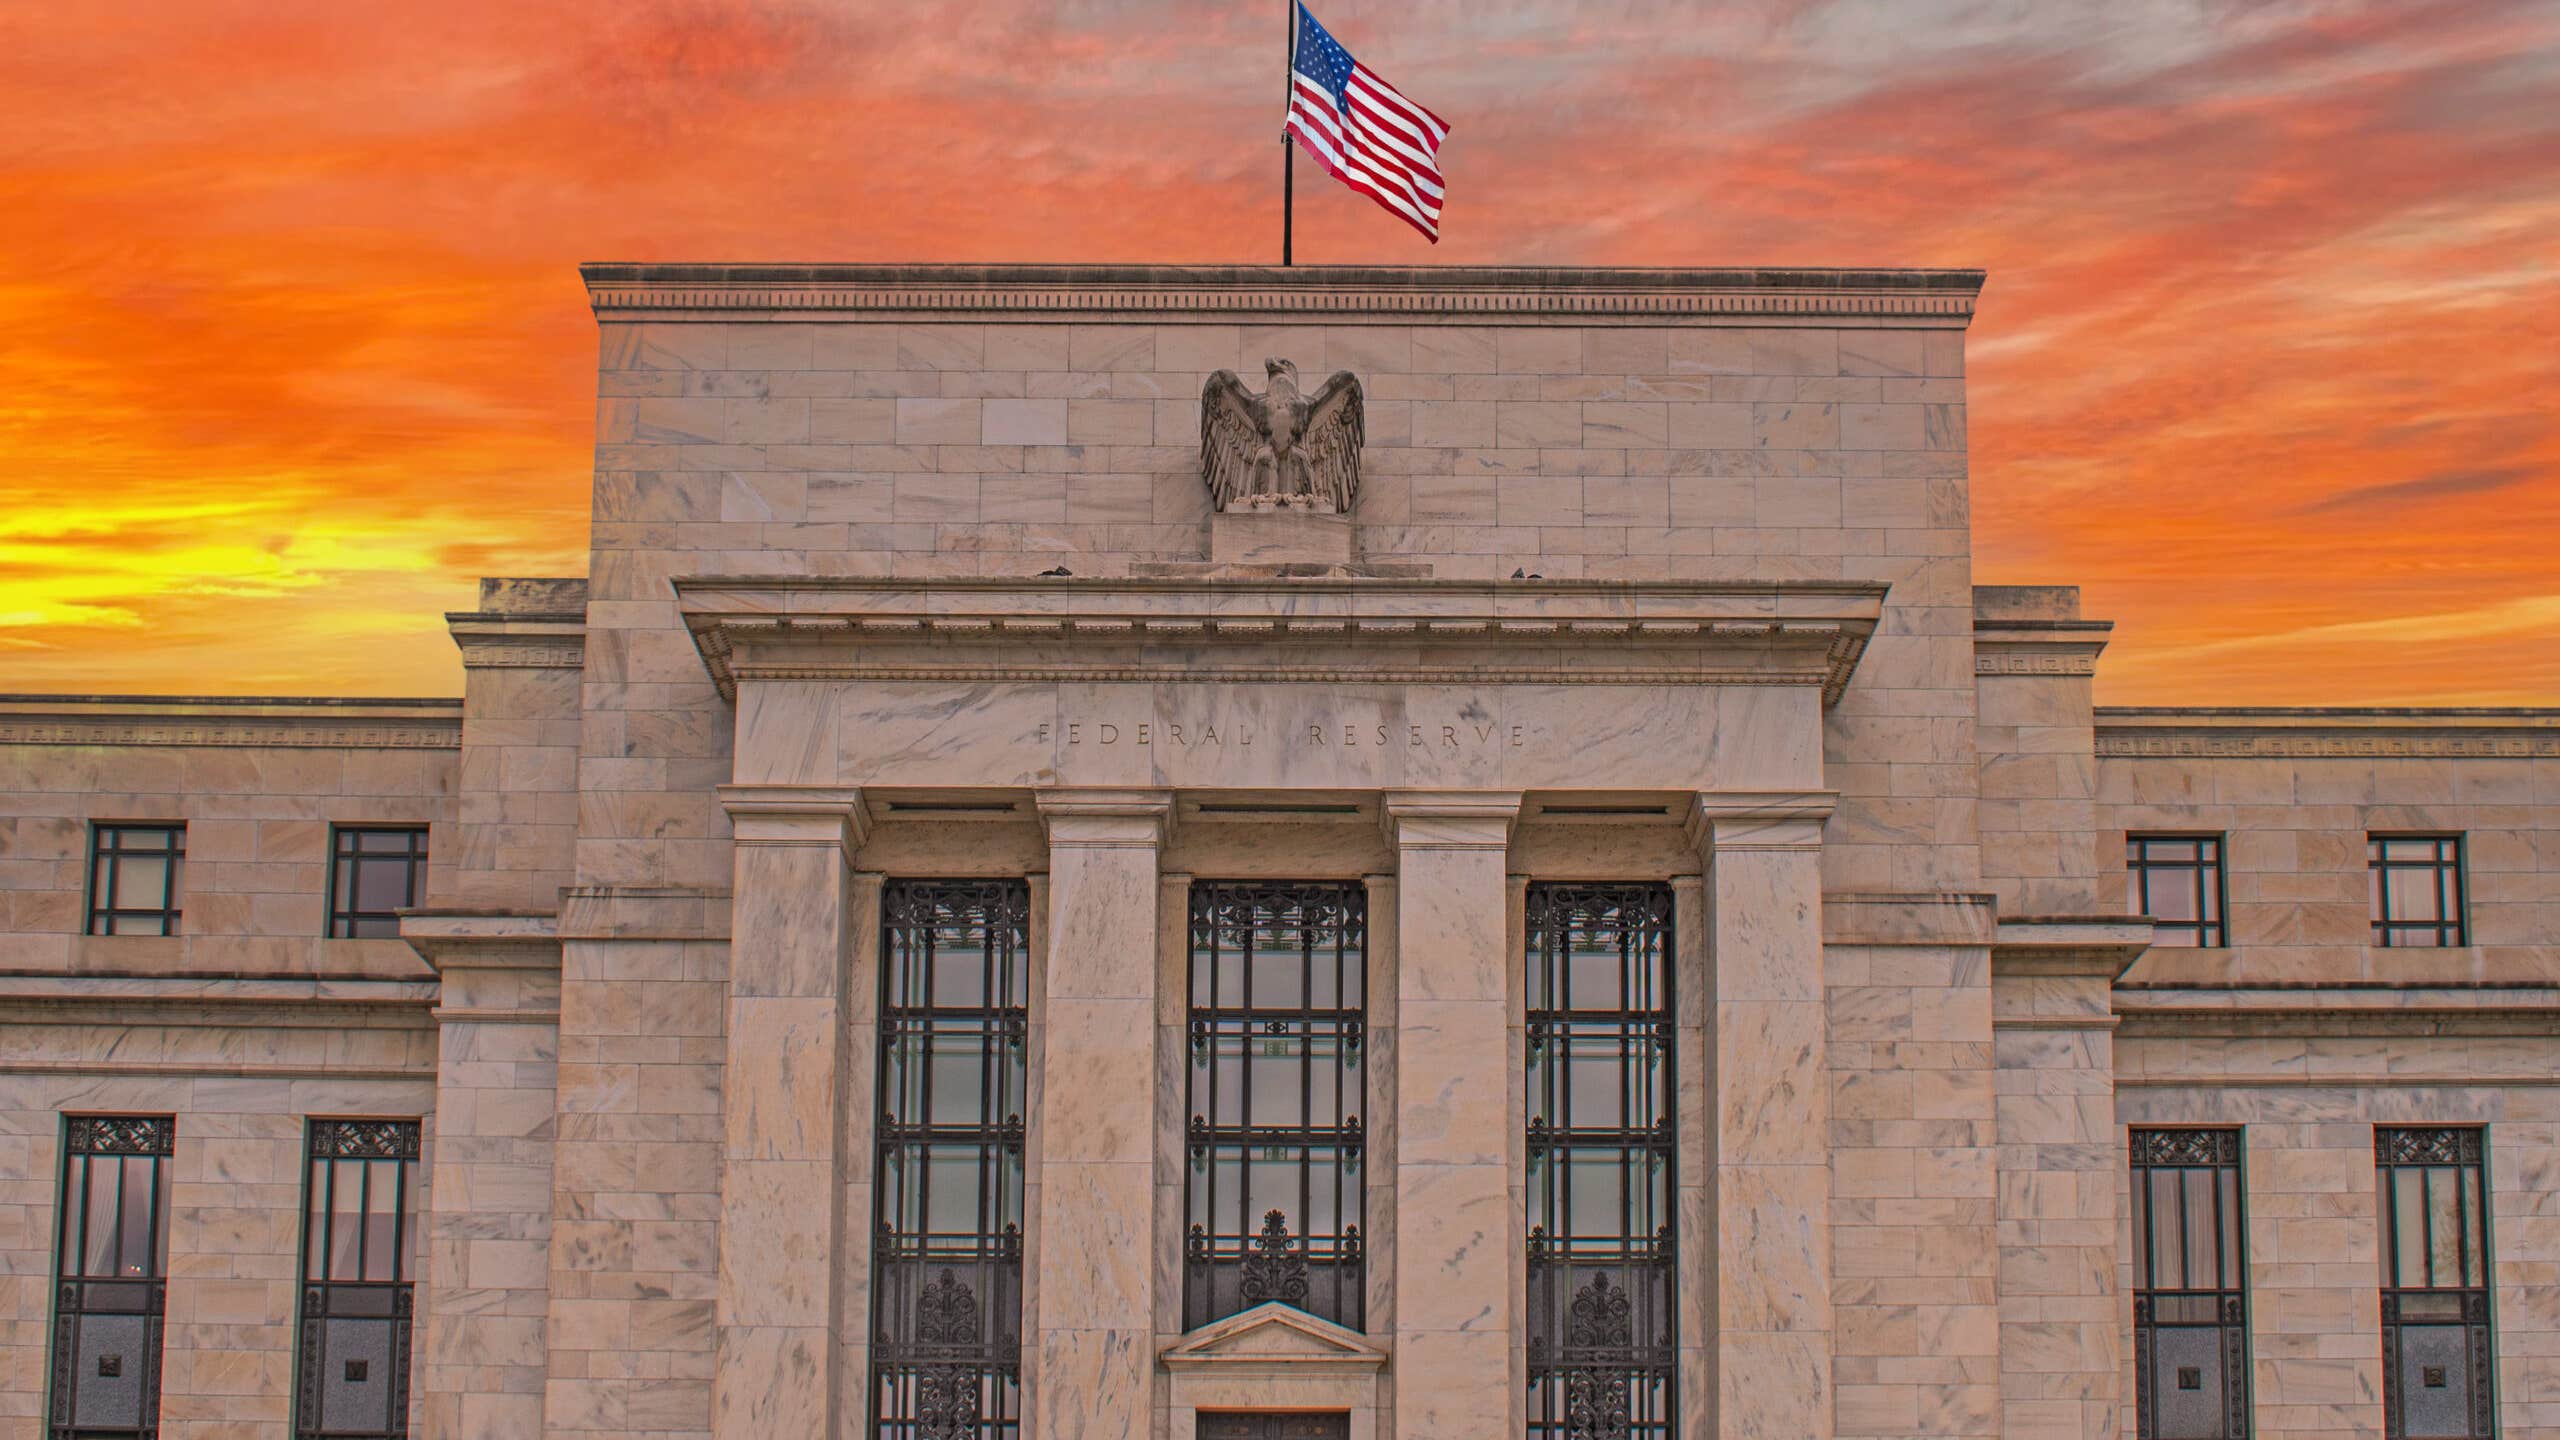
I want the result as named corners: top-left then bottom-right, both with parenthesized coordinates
top-left (2371, 837), bottom-right (2467, 948)
top-left (2130, 1129), bottom-right (2250, 1439)
top-left (295, 1120), bottom-right (420, 1440)
top-left (1184, 881), bottom-right (1366, 1332)
top-left (2127, 835), bottom-right (2227, 947)
top-left (2377, 1127), bottom-right (2494, 1440)
top-left (871, 880), bottom-right (1029, 1439)
top-left (1525, 883), bottom-right (1676, 1439)
top-left (328, 827), bottom-right (430, 938)
top-left (86, 824), bottom-right (185, 936)
top-left (48, 1116), bottom-right (174, 1440)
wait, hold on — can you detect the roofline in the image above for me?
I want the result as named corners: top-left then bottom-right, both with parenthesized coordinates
top-left (580, 262), bottom-right (1987, 325)
top-left (0, 694), bottom-right (460, 709)
top-left (2097, 707), bottom-right (2560, 721)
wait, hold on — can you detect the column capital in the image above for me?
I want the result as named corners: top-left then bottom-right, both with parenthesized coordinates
top-left (1379, 789), bottom-right (1523, 849)
top-left (718, 784), bottom-right (870, 852)
top-left (1035, 786), bottom-right (1173, 847)
top-left (1684, 790), bottom-right (1835, 855)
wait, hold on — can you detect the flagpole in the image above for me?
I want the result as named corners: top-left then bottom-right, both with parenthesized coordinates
top-left (1282, 0), bottom-right (1296, 266)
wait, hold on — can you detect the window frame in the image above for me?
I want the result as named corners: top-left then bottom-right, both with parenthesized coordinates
top-left (2126, 833), bottom-right (2229, 948)
top-left (2375, 1126), bottom-right (2496, 1440)
top-left (47, 1115), bottom-right (175, 1440)
top-left (326, 825), bottom-right (431, 939)
top-left (869, 878), bottom-right (1030, 1440)
top-left (292, 1118), bottom-right (421, 1440)
top-left (2129, 1127), bottom-right (2252, 1439)
top-left (2369, 835), bottom-right (2468, 948)
top-left (1182, 879), bottom-right (1368, 1333)
top-left (84, 823), bottom-right (186, 937)
top-left (1523, 881), bottom-right (1678, 1440)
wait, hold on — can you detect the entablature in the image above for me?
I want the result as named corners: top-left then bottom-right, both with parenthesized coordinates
top-left (2096, 707), bottom-right (2560, 759)
top-left (675, 574), bottom-right (1887, 704)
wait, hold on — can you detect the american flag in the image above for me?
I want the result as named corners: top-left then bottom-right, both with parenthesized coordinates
top-left (1284, 3), bottom-right (1450, 243)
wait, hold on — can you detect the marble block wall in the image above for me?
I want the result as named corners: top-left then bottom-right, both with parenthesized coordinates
top-left (0, 1051), bottom-right (434, 1439)
top-left (0, 705), bottom-right (457, 978)
top-left (1823, 896), bottom-right (2002, 1440)
top-left (2114, 1020), bottom-right (2560, 1440)
top-left (571, 266), bottom-right (1987, 906)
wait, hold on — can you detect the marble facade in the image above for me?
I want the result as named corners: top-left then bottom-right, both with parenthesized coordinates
top-left (0, 265), bottom-right (2552, 1439)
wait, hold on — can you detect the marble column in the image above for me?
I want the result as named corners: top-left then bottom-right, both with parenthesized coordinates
top-left (1031, 788), bottom-right (1171, 1438)
top-left (1689, 792), bottom-right (1836, 1440)
top-left (711, 785), bottom-right (867, 1439)
top-left (1380, 790), bottom-right (1522, 1439)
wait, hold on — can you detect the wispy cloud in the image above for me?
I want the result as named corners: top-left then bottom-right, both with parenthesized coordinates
top-left (2290, 466), bottom-right (2537, 514)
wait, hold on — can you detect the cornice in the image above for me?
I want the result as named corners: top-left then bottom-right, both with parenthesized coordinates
top-left (675, 575), bottom-right (1887, 706)
top-left (582, 263), bottom-right (1983, 326)
top-left (1973, 618), bottom-right (2111, 678)
top-left (400, 910), bottom-right (563, 974)
top-left (445, 609), bottom-right (588, 671)
top-left (0, 974), bottom-right (439, 1028)
top-left (0, 695), bottom-right (461, 750)
top-left (1991, 914), bottom-right (2152, 979)
top-left (2113, 985), bottom-right (2560, 1039)
top-left (2095, 707), bottom-right (2560, 759)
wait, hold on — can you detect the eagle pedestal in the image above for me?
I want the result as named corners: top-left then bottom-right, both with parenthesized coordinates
top-left (1210, 499), bottom-right (1354, 567)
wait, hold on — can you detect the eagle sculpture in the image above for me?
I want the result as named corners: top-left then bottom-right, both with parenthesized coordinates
top-left (1199, 358), bottom-right (1365, 512)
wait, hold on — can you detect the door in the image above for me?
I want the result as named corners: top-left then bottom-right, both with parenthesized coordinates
top-left (1197, 1415), bottom-right (1351, 1440)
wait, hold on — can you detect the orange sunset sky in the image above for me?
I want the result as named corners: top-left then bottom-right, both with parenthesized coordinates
top-left (3, 0), bottom-right (2554, 703)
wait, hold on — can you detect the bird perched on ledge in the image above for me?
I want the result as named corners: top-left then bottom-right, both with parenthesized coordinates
top-left (1200, 358), bottom-right (1365, 513)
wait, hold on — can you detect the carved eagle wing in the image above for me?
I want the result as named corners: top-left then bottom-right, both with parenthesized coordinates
top-left (1299, 370), bottom-right (1365, 512)
top-left (1200, 370), bottom-right (1265, 510)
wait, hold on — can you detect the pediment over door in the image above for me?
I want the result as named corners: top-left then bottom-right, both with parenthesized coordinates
top-left (1160, 1302), bottom-right (1389, 1373)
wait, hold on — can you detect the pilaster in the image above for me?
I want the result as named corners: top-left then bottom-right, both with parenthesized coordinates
top-left (1380, 790), bottom-right (1522, 1440)
top-left (1688, 791), bottom-right (1837, 1440)
top-left (711, 785), bottom-right (868, 1439)
top-left (406, 911), bottom-right (563, 1440)
top-left (1031, 788), bottom-right (1172, 1438)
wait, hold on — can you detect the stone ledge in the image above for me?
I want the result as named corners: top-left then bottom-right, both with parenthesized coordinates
top-left (1820, 892), bottom-right (1998, 947)
top-left (1992, 914), bottom-right (2153, 978)
top-left (0, 694), bottom-right (462, 749)
top-left (557, 884), bottom-right (733, 942)
top-left (402, 909), bottom-right (563, 972)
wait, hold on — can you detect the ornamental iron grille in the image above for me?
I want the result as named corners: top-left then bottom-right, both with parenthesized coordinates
top-left (86, 824), bottom-right (185, 936)
top-left (2130, 1129), bottom-right (2251, 1439)
top-left (1524, 883), bottom-right (1675, 1439)
top-left (2376, 1127), bottom-right (2495, 1440)
top-left (1184, 881), bottom-right (1366, 1331)
top-left (294, 1119), bottom-right (420, 1440)
top-left (49, 1115), bottom-right (174, 1440)
top-left (2127, 836), bottom-right (2227, 948)
top-left (328, 827), bottom-right (430, 938)
top-left (2370, 837), bottom-right (2468, 948)
top-left (871, 880), bottom-right (1029, 1439)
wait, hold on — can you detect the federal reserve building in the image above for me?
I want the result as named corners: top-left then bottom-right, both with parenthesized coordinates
top-left (4, 263), bottom-right (2557, 1440)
